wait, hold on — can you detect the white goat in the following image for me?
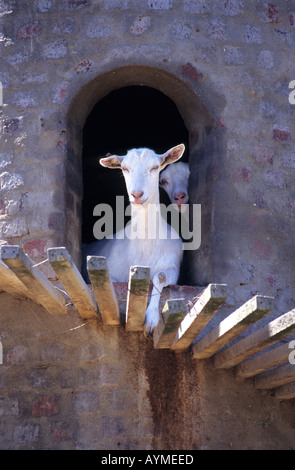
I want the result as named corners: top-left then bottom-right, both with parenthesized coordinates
top-left (84, 144), bottom-right (185, 334)
top-left (159, 161), bottom-right (190, 209)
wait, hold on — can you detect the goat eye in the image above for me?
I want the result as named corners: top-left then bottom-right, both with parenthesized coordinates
top-left (150, 166), bottom-right (159, 172)
top-left (122, 167), bottom-right (130, 173)
top-left (160, 179), bottom-right (168, 185)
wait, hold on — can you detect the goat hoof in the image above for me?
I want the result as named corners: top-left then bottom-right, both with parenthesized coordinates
top-left (144, 322), bottom-right (155, 337)
top-left (144, 309), bottom-right (159, 337)
top-left (143, 326), bottom-right (152, 337)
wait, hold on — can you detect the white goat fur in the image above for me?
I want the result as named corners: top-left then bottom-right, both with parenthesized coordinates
top-left (159, 161), bottom-right (190, 208)
top-left (84, 144), bottom-right (185, 334)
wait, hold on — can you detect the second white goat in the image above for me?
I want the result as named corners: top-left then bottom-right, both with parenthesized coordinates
top-left (83, 144), bottom-right (185, 334)
top-left (159, 161), bottom-right (189, 209)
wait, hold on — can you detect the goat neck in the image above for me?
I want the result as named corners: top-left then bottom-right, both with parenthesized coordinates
top-left (129, 192), bottom-right (166, 240)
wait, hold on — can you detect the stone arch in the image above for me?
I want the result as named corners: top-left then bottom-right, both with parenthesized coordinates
top-left (66, 64), bottom-right (225, 285)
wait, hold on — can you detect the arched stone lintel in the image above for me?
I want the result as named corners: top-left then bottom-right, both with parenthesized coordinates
top-left (67, 63), bottom-right (216, 143)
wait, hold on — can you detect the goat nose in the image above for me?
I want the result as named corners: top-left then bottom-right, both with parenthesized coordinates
top-left (131, 191), bottom-right (144, 199)
top-left (174, 192), bottom-right (186, 201)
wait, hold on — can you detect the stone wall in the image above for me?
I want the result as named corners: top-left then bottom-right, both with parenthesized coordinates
top-left (1, 0), bottom-right (295, 450)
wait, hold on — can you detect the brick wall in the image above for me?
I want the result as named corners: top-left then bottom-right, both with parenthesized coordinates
top-left (1, 0), bottom-right (295, 449)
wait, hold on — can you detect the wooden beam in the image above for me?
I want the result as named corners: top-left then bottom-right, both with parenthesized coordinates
top-left (87, 256), bottom-right (120, 325)
top-left (193, 295), bottom-right (273, 360)
top-left (0, 259), bottom-right (31, 299)
top-left (153, 299), bottom-right (187, 349)
top-left (272, 381), bottom-right (295, 400)
top-left (214, 308), bottom-right (295, 370)
top-left (255, 363), bottom-right (295, 390)
top-left (126, 266), bottom-right (150, 332)
top-left (1, 245), bottom-right (66, 314)
top-left (171, 283), bottom-right (228, 351)
top-left (235, 342), bottom-right (291, 381)
top-left (48, 247), bottom-right (98, 320)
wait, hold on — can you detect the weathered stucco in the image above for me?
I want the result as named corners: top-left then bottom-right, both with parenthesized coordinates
top-left (1, 292), bottom-right (295, 450)
top-left (1, 0), bottom-right (295, 450)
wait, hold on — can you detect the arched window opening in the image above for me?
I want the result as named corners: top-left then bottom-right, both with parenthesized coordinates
top-left (66, 65), bottom-right (220, 286)
top-left (82, 86), bottom-right (189, 245)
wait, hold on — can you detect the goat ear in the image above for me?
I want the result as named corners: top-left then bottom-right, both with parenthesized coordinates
top-left (99, 154), bottom-right (123, 169)
top-left (159, 144), bottom-right (185, 169)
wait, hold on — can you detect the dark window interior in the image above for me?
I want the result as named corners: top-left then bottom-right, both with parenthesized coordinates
top-left (82, 86), bottom-right (189, 244)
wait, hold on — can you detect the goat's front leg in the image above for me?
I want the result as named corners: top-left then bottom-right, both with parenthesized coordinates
top-left (144, 268), bottom-right (178, 336)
